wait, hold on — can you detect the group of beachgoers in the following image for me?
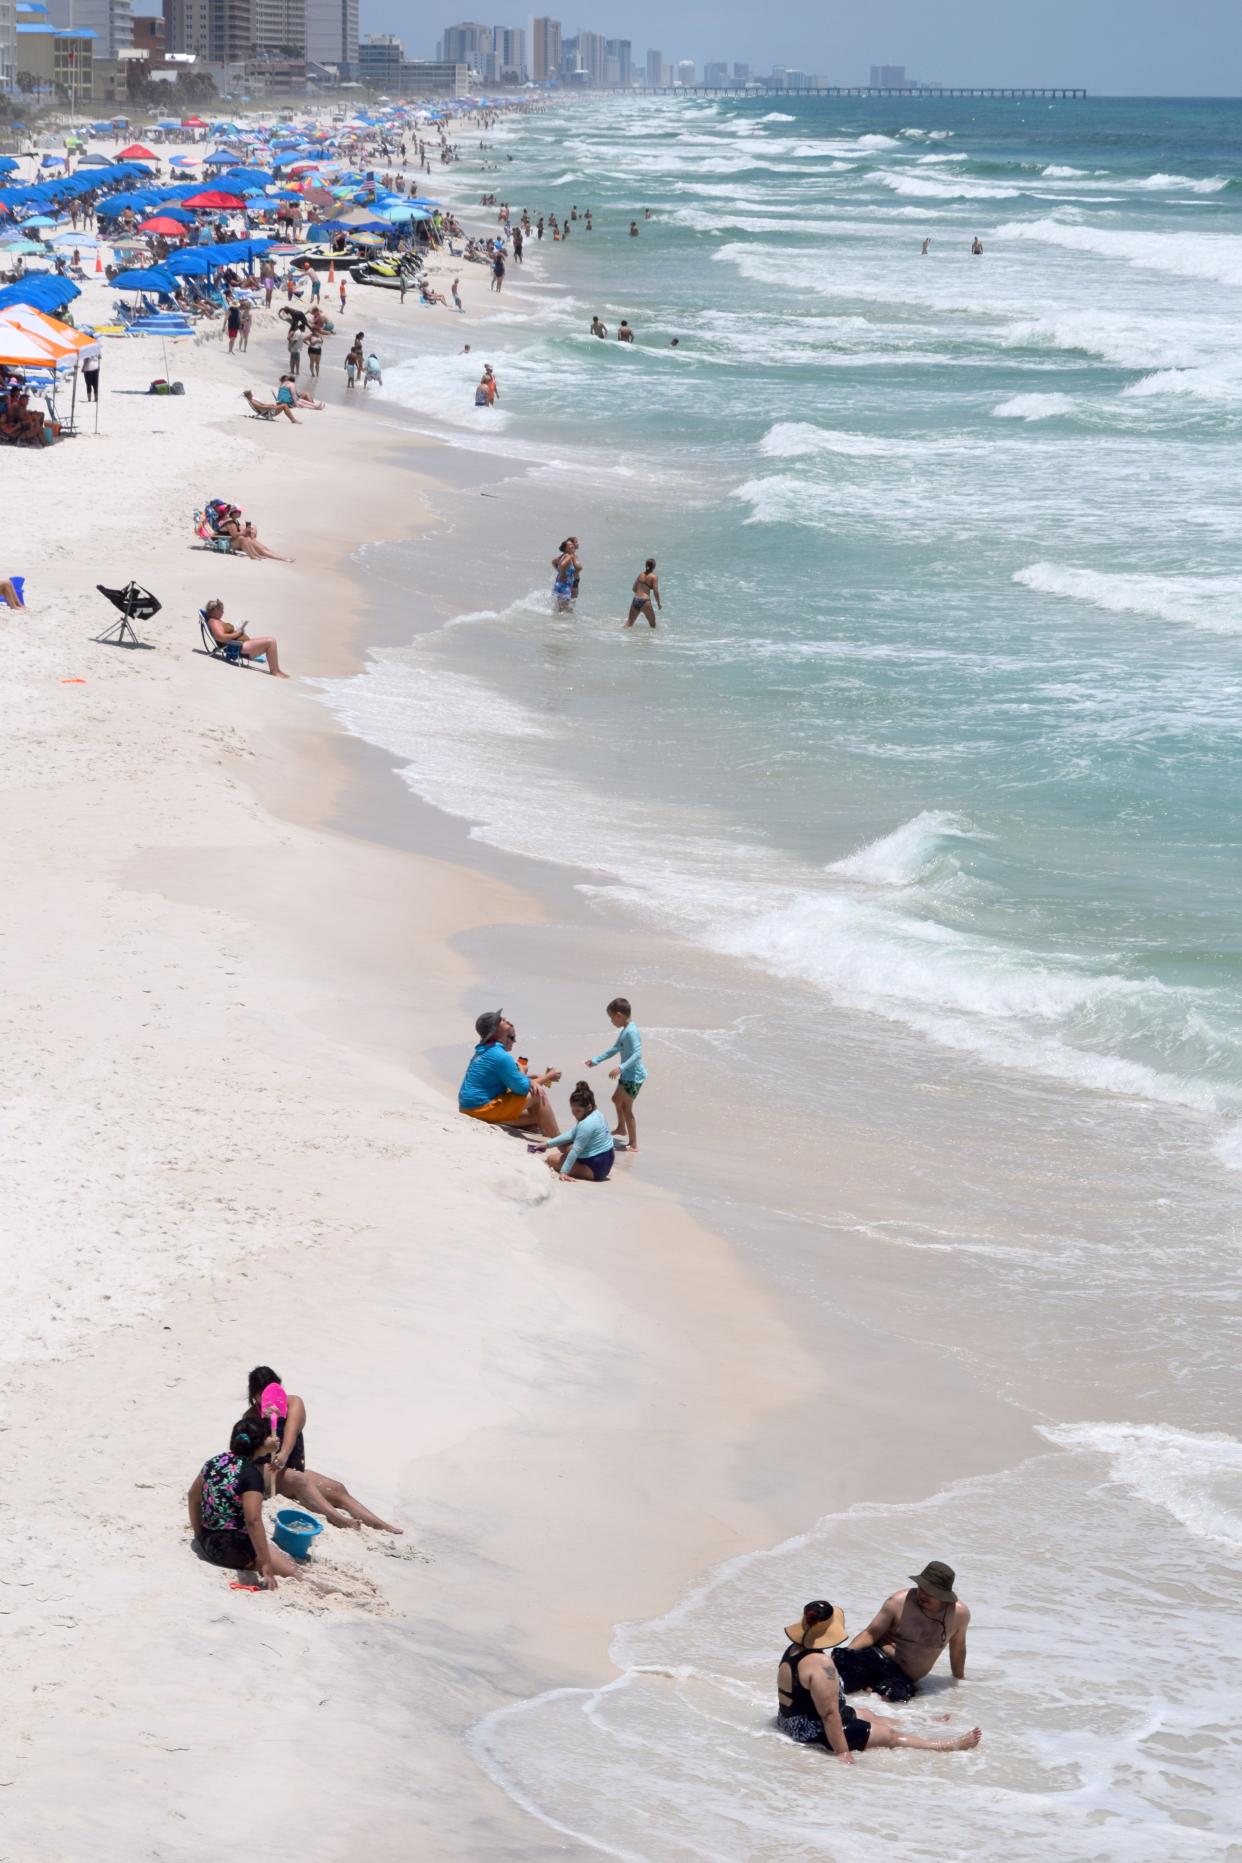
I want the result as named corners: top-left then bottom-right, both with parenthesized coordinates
top-left (551, 537), bottom-right (662, 629)
top-left (458, 999), bottom-right (647, 1176)
top-left (779, 1562), bottom-right (982, 1761)
top-left (188, 1365), bottom-right (401, 1590)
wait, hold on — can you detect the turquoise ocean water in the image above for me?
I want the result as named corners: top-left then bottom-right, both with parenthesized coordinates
top-left (318, 96), bottom-right (1242, 1857)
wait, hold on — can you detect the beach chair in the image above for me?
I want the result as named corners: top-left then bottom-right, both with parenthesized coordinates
top-left (196, 607), bottom-right (263, 668)
top-left (193, 509), bottom-right (233, 553)
top-left (96, 581), bottom-right (160, 649)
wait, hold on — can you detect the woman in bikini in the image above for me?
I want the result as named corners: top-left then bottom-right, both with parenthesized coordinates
top-left (625, 557), bottom-right (661, 629)
top-left (243, 1365), bottom-right (402, 1533)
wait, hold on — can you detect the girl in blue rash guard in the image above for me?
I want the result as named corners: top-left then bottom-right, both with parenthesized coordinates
top-left (533, 1081), bottom-right (615, 1181)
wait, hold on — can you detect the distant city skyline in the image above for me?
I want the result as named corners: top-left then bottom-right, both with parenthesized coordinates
top-left (349, 0), bottom-right (1242, 95)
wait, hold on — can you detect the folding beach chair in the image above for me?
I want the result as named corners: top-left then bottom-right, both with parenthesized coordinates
top-left (196, 607), bottom-right (263, 669)
top-left (95, 581), bottom-right (160, 649)
top-left (193, 509), bottom-right (233, 553)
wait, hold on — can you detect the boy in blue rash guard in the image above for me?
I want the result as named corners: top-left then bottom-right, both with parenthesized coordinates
top-left (532, 1080), bottom-right (615, 1182)
top-left (587, 995), bottom-right (646, 1154)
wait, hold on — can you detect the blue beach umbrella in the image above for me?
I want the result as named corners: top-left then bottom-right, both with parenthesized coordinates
top-left (0, 274), bottom-right (80, 312)
top-left (165, 249), bottom-right (215, 276)
top-left (112, 265), bottom-right (178, 293)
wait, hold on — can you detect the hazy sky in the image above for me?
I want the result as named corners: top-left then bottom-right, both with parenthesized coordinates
top-left (360, 0), bottom-right (1242, 95)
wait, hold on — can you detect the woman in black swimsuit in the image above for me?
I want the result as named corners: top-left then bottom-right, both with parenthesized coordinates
top-left (778, 1602), bottom-right (982, 1759)
top-left (244, 1365), bottom-right (402, 1533)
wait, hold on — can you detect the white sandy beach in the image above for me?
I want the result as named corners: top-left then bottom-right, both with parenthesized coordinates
top-left (0, 186), bottom-right (867, 1859)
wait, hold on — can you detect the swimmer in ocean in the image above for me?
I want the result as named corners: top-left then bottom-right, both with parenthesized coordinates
top-left (625, 558), bottom-right (661, 629)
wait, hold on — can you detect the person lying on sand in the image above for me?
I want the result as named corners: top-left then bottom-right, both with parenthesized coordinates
top-left (459, 1009), bottom-right (561, 1136)
top-left (202, 597), bottom-right (289, 677)
top-left (244, 1364), bottom-right (402, 1532)
top-left (833, 1562), bottom-right (970, 1702)
top-left (277, 375), bottom-right (324, 411)
top-left (779, 1602), bottom-right (981, 1761)
top-left (188, 1416), bottom-right (324, 1589)
top-left (531, 1079), bottom-right (615, 1181)
top-left (244, 388), bottom-right (300, 424)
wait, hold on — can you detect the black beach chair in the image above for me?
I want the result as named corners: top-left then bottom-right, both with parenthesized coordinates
top-left (95, 580), bottom-right (160, 648)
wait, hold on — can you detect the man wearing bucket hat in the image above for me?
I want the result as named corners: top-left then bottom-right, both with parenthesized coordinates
top-left (832, 1561), bottom-right (971, 1703)
top-left (779, 1600), bottom-right (981, 1760)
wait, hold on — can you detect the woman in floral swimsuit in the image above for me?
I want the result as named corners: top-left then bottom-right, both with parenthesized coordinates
top-left (187, 1416), bottom-right (310, 1588)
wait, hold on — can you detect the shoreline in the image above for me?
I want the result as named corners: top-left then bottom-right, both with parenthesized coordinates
top-left (0, 147), bottom-right (868, 1860)
top-left (8, 99), bottom-right (1238, 1858)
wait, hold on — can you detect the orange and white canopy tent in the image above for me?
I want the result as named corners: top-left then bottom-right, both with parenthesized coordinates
top-left (0, 307), bottom-right (93, 367)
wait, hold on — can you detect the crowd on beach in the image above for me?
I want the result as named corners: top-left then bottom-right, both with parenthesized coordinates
top-left (3, 98), bottom-right (997, 1790)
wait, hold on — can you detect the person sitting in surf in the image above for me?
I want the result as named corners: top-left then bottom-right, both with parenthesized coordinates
top-left (832, 1561), bottom-right (970, 1701)
top-left (778, 1601), bottom-right (982, 1761)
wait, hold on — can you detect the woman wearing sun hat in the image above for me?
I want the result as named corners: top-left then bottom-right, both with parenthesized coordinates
top-left (778, 1601), bottom-right (983, 1760)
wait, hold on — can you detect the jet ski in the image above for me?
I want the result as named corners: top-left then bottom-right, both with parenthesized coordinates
top-left (351, 252), bottom-right (423, 289)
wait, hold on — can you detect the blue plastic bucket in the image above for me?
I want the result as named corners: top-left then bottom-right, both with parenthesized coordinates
top-left (272, 1507), bottom-right (323, 1560)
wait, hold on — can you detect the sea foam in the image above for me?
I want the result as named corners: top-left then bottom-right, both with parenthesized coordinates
top-left (991, 392), bottom-right (1077, 420)
top-left (1014, 562), bottom-right (1242, 634)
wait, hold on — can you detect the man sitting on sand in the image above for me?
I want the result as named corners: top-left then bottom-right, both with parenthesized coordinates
top-left (459, 1009), bottom-right (560, 1137)
top-left (833, 1561), bottom-right (970, 1702)
top-left (779, 1601), bottom-right (981, 1761)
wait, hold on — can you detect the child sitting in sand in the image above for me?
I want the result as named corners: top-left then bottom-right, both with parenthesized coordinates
top-left (532, 1080), bottom-right (615, 1181)
top-left (587, 996), bottom-right (647, 1153)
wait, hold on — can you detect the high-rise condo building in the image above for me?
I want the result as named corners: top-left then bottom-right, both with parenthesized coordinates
top-left (530, 12), bottom-right (559, 79)
top-left (440, 18), bottom-right (489, 64)
top-left (359, 29), bottom-right (401, 84)
top-left (675, 56), bottom-right (694, 84)
top-left (162, 0), bottom-right (252, 62)
top-left (304, 0), bottom-right (355, 67)
top-left (869, 63), bottom-right (907, 87)
top-left (644, 45), bottom-right (660, 86)
top-left (0, 0), bottom-right (18, 83)
top-left (603, 34), bottom-right (629, 85)
top-left (732, 61), bottom-right (749, 80)
top-left (254, 0), bottom-right (305, 55)
top-left (575, 26), bottom-right (604, 82)
top-left (703, 59), bottom-right (726, 84)
top-left (45, 0), bottom-right (130, 59)
top-left (492, 23), bottom-right (524, 78)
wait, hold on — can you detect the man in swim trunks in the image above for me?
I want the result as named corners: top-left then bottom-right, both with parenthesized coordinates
top-left (833, 1561), bottom-right (970, 1702)
top-left (459, 1009), bottom-right (561, 1136)
top-left (779, 1601), bottom-right (981, 1761)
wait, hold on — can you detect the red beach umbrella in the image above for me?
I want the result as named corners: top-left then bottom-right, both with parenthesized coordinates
top-left (117, 143), bottom-right (158, 161)
top-left (181, 116), bottom-right (209, 128)
top-left (138, 215), bottom-right (189, 236)
top-left (180, 190), bottom-right (246, 210)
